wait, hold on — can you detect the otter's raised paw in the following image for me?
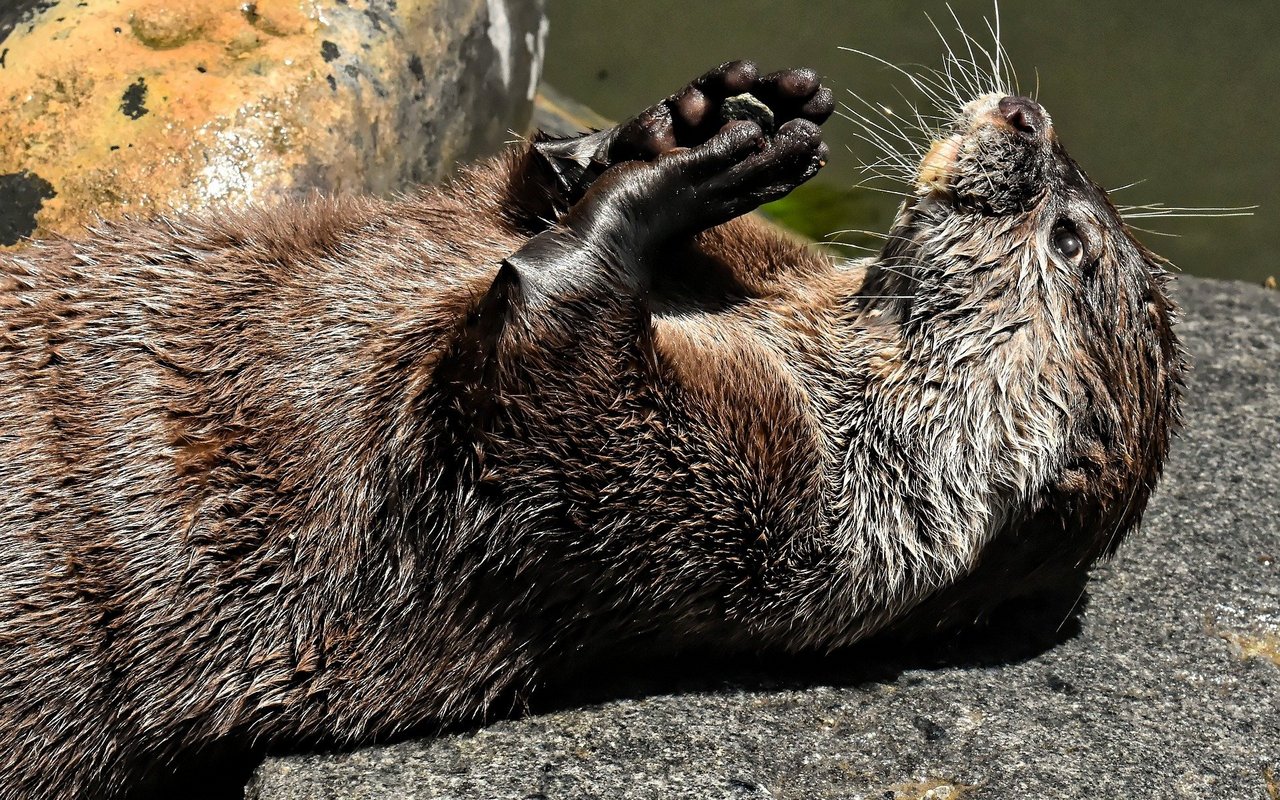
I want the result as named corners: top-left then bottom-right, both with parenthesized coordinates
top-left (681, 117), bottom-right (830, 221)
top-left (562, 117), bottom-right (828, 256)
top-left (531, 62), bottom-right (833, 211)
top-left (612, 61), bottom-right (835, 161)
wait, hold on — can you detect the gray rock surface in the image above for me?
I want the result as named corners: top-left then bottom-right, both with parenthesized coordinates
top-left (249, 276), bottom-right (1280, 799)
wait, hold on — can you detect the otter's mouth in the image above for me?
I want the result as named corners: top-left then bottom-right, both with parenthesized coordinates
top-left (918, 135), bottom-right (963, 194)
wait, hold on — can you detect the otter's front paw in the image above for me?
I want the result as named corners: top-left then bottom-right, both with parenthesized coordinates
top-left (565, 116), bottom-right (828, 254)
top-left (532, 62), bottom-right (833, 209)
top-left (610, 61), bottom-right (835, 162)
top-left (671, 116), bottom-right (829, 224)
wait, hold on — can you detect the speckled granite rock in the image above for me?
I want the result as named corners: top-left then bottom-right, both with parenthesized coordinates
top-left (0, 0), bottom-right (547, 247)
top-left (247, 276), bottom-right (1280, 799)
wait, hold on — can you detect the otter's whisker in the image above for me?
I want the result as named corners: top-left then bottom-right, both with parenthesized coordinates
top-left (856, 171), bottom-right (913, 189)
top-left (983, 2), bottom-right (1019, 95)
top-left (924, 12), bottom-right (978, 101)
top-left (895, 61), bottom-right (964, 112)
top-left (946, 4), bottom-right (1002, 95)
top-left (1124, 212), bottom-right (1256, 219)
top-left (823, 241), bottom-right (880, 253)
top-left (849, 155), bottom-right (913, 179)
top-left (836, 112), bottom-right (920, 180)
top-left (842, 92), bottom-right (930, 158)
top-left (1108, 179), bottom-right (1150, 194)
top-left (837, 120), bottom-right (902, 158)
top-left (1119, 203), bottom-right (1256, 212)
top-left (838, 126), bottom-right (915, 178)
top-left (939, 53), bottom-right (978, 108)
top-left (1119, 203), bottom-right (1257, 219)
top-left (827, 229), bottom-right (892, 240)
top-left (850, 183), bottom-right (915, 199)
top-left (937, 6), bottom-right (1006, 98)
top-left (839, 47), bottom-right (957, 113)
top-left (837, 101), bottom-right (919, 154)
top-left (853, 167), bottom-right (908, 183)
top-left (889, 85), bottom-right (944, 142)
top-left (1125, 225), bottom-right (1182, 238)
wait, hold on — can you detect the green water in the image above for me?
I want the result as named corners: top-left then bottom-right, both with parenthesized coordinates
top-left (543, 0), bottom-right (1278, 284)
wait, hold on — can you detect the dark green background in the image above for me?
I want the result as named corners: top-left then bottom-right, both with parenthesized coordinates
top-left (544, 0), bottom-right (1277, 284)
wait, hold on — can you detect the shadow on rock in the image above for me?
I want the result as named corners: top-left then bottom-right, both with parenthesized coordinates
top-left (216, 585), bottom-right (1090, 800)
top-left (533, 585), bottom-right (1090, 715)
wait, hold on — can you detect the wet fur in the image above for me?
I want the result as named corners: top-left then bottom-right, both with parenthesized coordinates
top-left (0, 68), bottom-right (1182, 799)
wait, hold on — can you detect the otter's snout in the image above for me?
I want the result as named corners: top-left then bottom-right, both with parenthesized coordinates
top-left (995, 96), bottom-right (1048, 138)
top-left (915, 94), bottom-right (1055, 203)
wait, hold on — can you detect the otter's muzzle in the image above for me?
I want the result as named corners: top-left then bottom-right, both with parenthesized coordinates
top-left (917, 94), bottom-right (1055, 195)
top-left (994, 95), bottom-right (1049, 139)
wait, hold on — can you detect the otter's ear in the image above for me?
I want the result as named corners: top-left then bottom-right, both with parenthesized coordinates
top-left (438, 262), bottom-right (522, 427)
top-left (457, 261), bottom-right (521, 368)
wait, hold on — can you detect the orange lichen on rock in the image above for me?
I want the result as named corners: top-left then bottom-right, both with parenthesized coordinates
top-left (0, 0), bottom-right (330, 240)
top-left (0, 0), bottom-right (542, 248)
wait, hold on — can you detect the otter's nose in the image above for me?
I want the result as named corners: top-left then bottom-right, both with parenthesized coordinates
top-left (997, 96), bottom-right (1046, 137)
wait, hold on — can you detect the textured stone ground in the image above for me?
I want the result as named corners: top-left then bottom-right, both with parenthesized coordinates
top-left (249, 277), bottom-right (1280, 799)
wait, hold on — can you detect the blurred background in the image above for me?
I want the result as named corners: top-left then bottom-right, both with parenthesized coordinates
top-left (544, 0), bottom-right (1277, 284)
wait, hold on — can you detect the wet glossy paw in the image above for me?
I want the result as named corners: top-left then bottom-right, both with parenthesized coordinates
top-left (565, 116), bottom-right (828, 252)
top-left (611, 61), bottom-right (835, 161)
top-left (681, 116), bottom-right (830, 221)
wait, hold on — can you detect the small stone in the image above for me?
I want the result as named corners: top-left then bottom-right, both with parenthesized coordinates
top-left (720, 93), bottom-right (775, 133)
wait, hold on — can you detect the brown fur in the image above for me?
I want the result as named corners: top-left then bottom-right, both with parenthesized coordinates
top-left (0, 94), bottom-right (1183, 798)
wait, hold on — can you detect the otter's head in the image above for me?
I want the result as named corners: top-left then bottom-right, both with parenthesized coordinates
top-left (855, 88), bottom-right (1185, 608)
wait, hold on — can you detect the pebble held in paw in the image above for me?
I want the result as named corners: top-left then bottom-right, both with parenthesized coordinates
top-left (0, 61), bottom-right (1182, 798)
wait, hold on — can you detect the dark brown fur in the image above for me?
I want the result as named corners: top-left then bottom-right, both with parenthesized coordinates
top-left (0, 63), bottom-right (1183, 798)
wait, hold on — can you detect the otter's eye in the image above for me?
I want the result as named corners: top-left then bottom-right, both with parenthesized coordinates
top-left (1053, 222), bottom-right (1085, 265)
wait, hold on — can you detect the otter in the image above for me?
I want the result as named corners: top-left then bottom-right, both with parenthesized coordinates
top-left (0, 57), bottom-right (1183, 799)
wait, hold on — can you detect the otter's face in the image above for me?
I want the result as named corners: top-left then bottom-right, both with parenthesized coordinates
top-left (864, 91), bottom-right (1185, 572)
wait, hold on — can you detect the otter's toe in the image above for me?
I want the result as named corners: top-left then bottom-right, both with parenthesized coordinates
top-left (693, 60), bottom-right (760, 98)
top-left (614, 104), bottom-right (678, 159)
top-left (711, 117), bottom-right (827, 204)
top-left (755, 68), bottom-right (834, 126)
